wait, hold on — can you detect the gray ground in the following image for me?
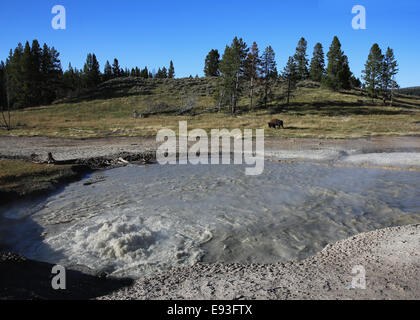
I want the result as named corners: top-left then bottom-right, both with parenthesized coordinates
top-left (1, 135), bottom-right (420, 162)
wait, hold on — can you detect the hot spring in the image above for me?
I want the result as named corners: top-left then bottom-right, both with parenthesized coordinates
top-left (1, 161), bottom-right (419, 278)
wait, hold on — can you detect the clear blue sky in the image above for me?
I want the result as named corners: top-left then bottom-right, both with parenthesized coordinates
top-left (0, 0), bottom-right (419, 87)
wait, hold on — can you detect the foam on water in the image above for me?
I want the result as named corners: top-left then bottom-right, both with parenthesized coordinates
top-left (1, 161), bottom-right (420, 278)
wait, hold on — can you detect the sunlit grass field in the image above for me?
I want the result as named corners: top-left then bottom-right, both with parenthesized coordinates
top-left (2, 78), bottom-right (420, 139)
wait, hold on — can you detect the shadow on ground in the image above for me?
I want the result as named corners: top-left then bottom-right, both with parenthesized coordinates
top-left (0, 252), bottom-right (133, 300)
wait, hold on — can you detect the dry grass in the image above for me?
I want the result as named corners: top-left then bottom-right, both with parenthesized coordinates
top-left (2, 80), bottom-right (420, 139)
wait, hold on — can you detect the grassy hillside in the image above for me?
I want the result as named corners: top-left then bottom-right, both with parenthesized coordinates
top-left (398, 87), bottom-right (420, 97)
top-left (2, 77), bottom-right (420, 139)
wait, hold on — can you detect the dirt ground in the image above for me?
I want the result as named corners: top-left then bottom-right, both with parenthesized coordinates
top-left (1, 135), bottom-right (420, 161)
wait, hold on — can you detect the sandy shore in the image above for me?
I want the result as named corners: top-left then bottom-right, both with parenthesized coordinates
top-left (1, 135), bottom-right (419, 299)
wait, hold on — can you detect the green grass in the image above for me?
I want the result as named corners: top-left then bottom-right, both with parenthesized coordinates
top-left (2, 77), bottom-right (420, 139)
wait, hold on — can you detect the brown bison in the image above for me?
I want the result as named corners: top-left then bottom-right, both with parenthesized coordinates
top-left (268, 119), bottom-right (284, 129)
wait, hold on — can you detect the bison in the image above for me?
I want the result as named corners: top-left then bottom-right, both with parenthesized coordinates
top-left (268, 119), bottom-right (284, 129)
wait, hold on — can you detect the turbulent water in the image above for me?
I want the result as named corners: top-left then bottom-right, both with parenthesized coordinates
top-left (1, 161), bottom-right (420, 278)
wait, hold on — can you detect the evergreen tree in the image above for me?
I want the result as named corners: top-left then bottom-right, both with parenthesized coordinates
top-left (0, 60), bottom-right (11, 130)
top-left (63, 63), bottom-right (76, 91)
top-left (161, 66), bottom-right (168, 78)
top-left (204, 49), bottom-right (220, 77)
top-left (282, 56), bottom-right (298, 106)
top-left (112, 58), bottom-right (121, 77)
top-left (104, 60), bottom-right (112, 81)
top-left (3, 41), bottom-right (63, 108)
top-left (140, 66), bottom-right (149, 78)
top-left (168, 60), bottom-right (175, 78)
top-left (83, 53), bottom-right (101, 88)
top-left (362, 43), bottom-right (384, 101)
top-left (260, 46), bottom-right (277, 108)
top-left (244, 42), bottom-right (261, 110)
top-left (381, 47), bottom-right (399, 105)
top-left (309, 43), bottom-right (325, 82)
top-left (5, 44), bottom-right (24, 108)
top-left (156, 68), bottom-right (163, 78)
top-left (325, 36), bottom-right (352, 91)
top-left (219, 37), bottom-right (248, 114)
top-left (338, 55), bottom-right (352, 90)
top-left (0, 61), bottom-right (6, 108)
top-left (294, 37), bottom-right (309, 81)
top-left (40, 44), bottom-right (63, 104)
top-left (21, 41), bottom-right (33, 107)
top-left (29, 40), bottom-right (43, 105)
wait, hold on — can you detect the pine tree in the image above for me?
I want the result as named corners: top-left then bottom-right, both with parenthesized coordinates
top-left (5, 44), bottom-right (24, 108)
top-left (63, 63), bottom-right (85, 95)
top-left (204, 49), bottom-right (220, 77)
top-left (381, 47), bottom-right (399, 105)
top-left (325, 36), bottom-right (352, 91)
top-left (219, 37), bottom-right (248, 114)
top-left (21, 41), bottom-right (33, 107)
top-left (244, 42), bottom-right (261, 110)
top-left (29, 40), bottom-right (43, 105)
top-left (0, 61), bottom-right (6, 108)
top-left (42, 44), bottom-right (62, 104)
top-left (83, 53), bottom-right (101, 88)
top-left (155, 68), bottom-right (163, 78)
top-left (168, 60), bottom-right (175, 78)
top-left (104, 60), bottom-right (112, 81)
top-left (3, 41), bottom-right (64, 108)
top-left (63, 63), bottom-right (76, 91)
top-left (112, 58), bottom-right (121, 77)
top-left (309, 43), bottom-right (325, 82)
top-left (161, 66), bottom-right (168, 78)
top-left (294, 37), bottom-right (309, 81)
top-left (140, 66), bottom-right (149, 78)
top-left (0, 60), bottom-right (11, 130)
top-left (362, 43), bottom-right (384, 102)
top-left (260, 46), bottom-right (277, 108)
top-left (282, 56), bottom-right (297, 106)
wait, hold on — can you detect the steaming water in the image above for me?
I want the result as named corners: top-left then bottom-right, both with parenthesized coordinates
top-left (1, 161), bottom-right (420, 278)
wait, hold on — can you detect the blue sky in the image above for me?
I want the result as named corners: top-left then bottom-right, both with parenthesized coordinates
top-left (0, 0), bottom-right (419, 87)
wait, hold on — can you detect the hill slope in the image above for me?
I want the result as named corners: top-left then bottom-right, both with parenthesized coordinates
top-left (398, 86), bottom-right (420, 97)
top-left (2, 77), bottom-right (420, 139)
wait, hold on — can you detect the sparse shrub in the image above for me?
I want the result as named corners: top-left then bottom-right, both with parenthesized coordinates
top-left (296, 80), bottom-right (320, 88)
